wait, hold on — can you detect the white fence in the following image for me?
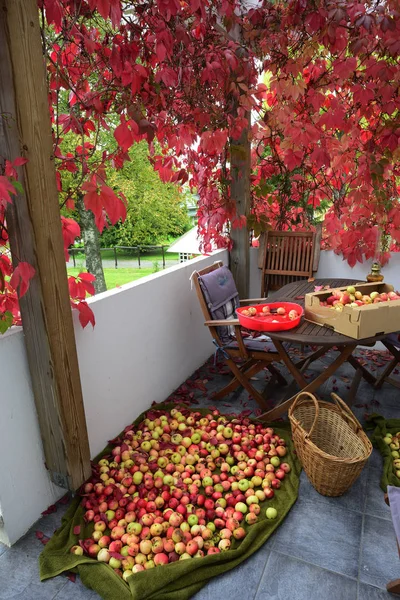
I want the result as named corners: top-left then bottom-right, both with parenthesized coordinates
top-left (0, 250), bottom-right (228, 545)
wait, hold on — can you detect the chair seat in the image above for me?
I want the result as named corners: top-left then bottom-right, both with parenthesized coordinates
top-left (227, 335), bottom-right (278, 353)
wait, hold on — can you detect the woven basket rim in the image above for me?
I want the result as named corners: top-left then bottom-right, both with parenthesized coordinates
top-left (289, 404), bottom-right (372, 464)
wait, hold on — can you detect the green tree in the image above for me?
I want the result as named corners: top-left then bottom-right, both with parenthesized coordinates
top-left (101, 141), bottom-right (190, 248)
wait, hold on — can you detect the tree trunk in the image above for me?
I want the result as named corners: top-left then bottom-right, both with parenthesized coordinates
top-left (76, 194), bottom-right (107, 293)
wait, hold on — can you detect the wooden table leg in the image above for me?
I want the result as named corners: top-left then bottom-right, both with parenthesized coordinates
top-left (346, 367), bottom-right (362, 406)
top-left (347, 354), bottom-right (378, 386)
top-left (259, 344), bottom-right (356, 421)
top-left (387, 580), bottom-right (400, 595)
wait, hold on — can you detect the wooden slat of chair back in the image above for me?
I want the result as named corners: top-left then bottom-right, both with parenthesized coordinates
top-left (261, 231), bottom-right (316, 297)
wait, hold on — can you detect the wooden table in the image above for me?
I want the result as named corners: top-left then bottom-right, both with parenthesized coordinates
top-left (261, 278), bottom-right (385, 420)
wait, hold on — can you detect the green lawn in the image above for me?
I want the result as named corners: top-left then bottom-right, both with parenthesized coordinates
top-left (67, 267), bottom-right (155, 289)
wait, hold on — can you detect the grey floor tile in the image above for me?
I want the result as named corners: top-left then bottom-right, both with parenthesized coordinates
top-left (364, 468), bottom-right (391, 521)
top-left (0, 533), bottom-right (66, 600)
top-left (34, 502), bottom-right (71, 538)
top-left (192, 540), bottom-right (270, 600)
top-left (255, 551), bottom-right (357, 600)
top-left (272, 497), bottom-right (362, 578)
top-left (53, 578), bottom-right (100, 599)
top-left (298, 465), bottom-right (369, 514)
top-left (358, 582), bottom-right (398, 599)
top-left (368, 449), bottom-right (383, 471)
top-left (360, 514), bottom-right (399, 589)
top-left (0, 544), bottom-right (7, 558)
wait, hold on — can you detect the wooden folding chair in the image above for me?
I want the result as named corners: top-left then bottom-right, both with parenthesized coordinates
top-left (192, 261), bottom-right (287, 412)
top-left (259, 230), bottom-right (320, 297)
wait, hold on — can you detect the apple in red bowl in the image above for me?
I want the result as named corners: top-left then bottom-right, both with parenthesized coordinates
top-left (236, 302), bottom-right (303, 332)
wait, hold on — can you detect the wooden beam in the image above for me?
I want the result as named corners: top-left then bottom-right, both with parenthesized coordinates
top-left (0, 0), bottom-right (91, 489)
top-left (229, 111), bottom-right (251, 298)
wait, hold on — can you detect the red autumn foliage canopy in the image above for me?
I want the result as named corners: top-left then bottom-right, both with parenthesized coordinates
top-left (0, 0), bottom-right (399, 333)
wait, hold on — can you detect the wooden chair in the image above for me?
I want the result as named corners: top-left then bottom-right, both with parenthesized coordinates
top-left (258, 229), bottom-right (321, 297)
top-left (192, 261), bottom-right (287, 413)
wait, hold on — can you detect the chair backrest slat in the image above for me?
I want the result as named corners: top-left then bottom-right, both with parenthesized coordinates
top-left (261, 231), bottom-right (317, 296)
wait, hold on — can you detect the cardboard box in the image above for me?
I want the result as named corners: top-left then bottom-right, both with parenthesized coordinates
top-left (305, 283), bottom-right (400, 340)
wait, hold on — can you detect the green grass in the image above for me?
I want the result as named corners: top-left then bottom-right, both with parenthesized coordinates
top-left (67, 267), bottom-right (155, 289)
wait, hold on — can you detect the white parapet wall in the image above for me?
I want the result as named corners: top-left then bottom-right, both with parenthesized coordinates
top-left (315, 250), bottom-right (400, 290)
top-left (75, 250), bottom-right (228, 458)
top-left (249, 247), bottom-right (400, 297)
top-left (0, 249), bottom-right (227, 545)
top-left (0, 329), bottom-right (65, 546)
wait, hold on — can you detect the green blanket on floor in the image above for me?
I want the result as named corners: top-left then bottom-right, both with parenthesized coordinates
top-left (366, 414), bottom-right (400, 492)
top-left (39, 405), bottom-right (301, 600)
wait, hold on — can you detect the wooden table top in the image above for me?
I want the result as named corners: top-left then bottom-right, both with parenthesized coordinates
top-left (267, 278), bottom-right (385, 347)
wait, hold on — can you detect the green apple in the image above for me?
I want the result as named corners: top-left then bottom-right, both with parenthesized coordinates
top-left (191, 432), bottom-right (201, 444)
top-left (266, 507), bottom-right (278, 520)
top-left (270, 456), bottom-right (280, 467)
top-left (187, 515), bottom-right (198, 526)
top-left (238, 479), bottom-right (250, 492)
top-left (235, 502), bottom-right (248, 514)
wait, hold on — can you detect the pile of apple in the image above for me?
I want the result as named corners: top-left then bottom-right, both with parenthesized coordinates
top-left (383, 431), bottom-right (400, 480)
top-left (241, 305), bottom-right (299, 321)
top-left (319, 286), bottom-right (400, 312)
top-left (70, 408), bottom-right (291, 582)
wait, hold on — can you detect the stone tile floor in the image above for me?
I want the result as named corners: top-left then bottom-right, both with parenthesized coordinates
top-left (1, 346), bottom-right (399, 600)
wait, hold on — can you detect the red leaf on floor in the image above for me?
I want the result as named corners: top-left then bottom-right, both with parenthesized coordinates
top-left (223, 403), bottom-right (232, 407)
top-left (239, 410), bottom-right (252, 417)
top-left (36, 530), bottom-right (44, 539)
top-left (42, 504), bottom-right (57, 515)
top-left (66, 572), bottom-right (76, 583)
top-left (58, 494), bottom-right (70, 505)
top-left (73, 526), bottom-right (81, 535)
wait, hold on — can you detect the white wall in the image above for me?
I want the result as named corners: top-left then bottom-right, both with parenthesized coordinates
top-left (74, 250), bottom-right (228, 458)
top-left (249, 248), bottom-right (400, 297)
top-left (0, 329), bottom-right (64, 546)
top-left (315, 250), bottom-right (400, 290)
top-left (0, 250), bottom-right (227, 545)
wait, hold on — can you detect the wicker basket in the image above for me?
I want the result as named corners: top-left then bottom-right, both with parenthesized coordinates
top-left (288, 391), bottom-right (372, 497)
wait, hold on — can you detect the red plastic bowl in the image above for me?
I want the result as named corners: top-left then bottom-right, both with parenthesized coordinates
top-left (236, 302), bottom-right (303, 332)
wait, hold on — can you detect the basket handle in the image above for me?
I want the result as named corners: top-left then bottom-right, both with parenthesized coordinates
top-left (330, 393), bottom-right (362, 433)
top-left (289, 391), bottom-right (320, 439)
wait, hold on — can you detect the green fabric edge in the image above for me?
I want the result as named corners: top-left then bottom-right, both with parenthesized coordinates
top-left (40, 404), bottom-right (301, 600)
top-left (366, 413), bottom-right (400, 492)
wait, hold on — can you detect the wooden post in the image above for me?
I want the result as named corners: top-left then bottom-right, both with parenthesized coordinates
top-left (0, 0), bottom-right (91, 490)
top-left (229, 17), bottom-right (251, 299)
top-left (229, 111), bottom-right (251, 298)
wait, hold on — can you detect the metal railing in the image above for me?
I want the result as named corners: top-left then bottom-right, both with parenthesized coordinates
top-left (67, 245), bottom-right (169, 269)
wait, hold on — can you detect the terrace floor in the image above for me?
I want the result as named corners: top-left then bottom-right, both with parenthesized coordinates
top-left (1, 346), bottom-right (399, 600)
